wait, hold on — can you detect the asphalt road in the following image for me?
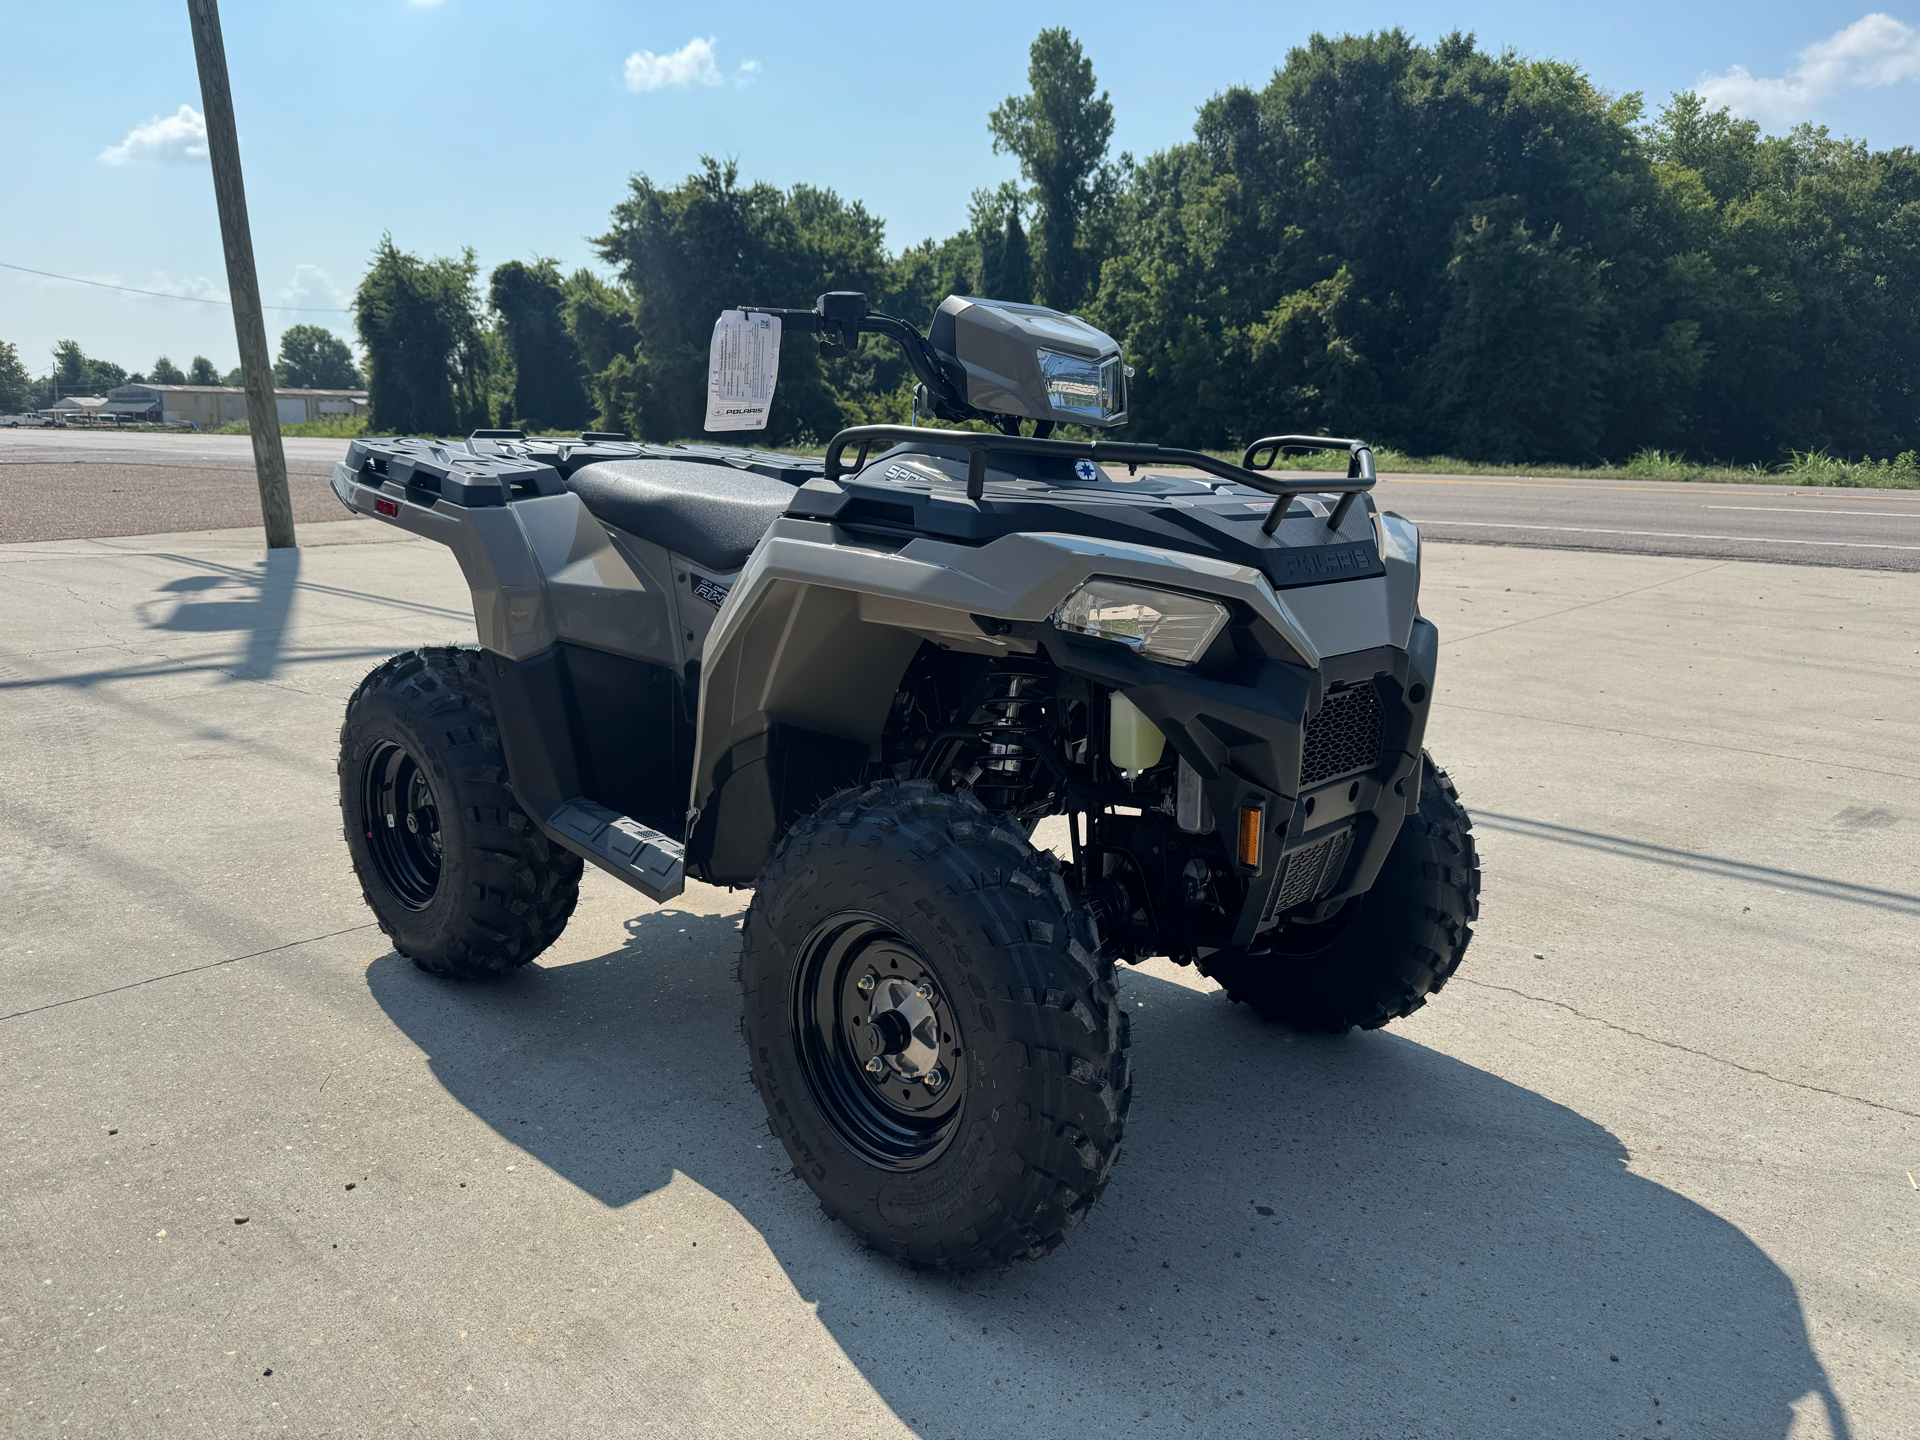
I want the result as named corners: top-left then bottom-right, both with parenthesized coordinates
top-left (1368, 471), bottom-right (1920, 571)
top-left (1, 521), bottom-right (1913, 1437)
top-left (4, 431), bottom-right (1916, 568)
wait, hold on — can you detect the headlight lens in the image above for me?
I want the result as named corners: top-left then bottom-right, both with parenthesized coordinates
top-left (1037, 348), bottom-right (1126, 421)
top-left (1052, 580), bottom-right (1228, 666)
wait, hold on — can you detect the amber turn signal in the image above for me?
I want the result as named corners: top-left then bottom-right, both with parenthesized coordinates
top-left (1238, 804), bottom-right (1263, 868)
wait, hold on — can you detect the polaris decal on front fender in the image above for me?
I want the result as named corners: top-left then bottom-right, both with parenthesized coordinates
top-left (1268, 541), bottom-right (1385, 587)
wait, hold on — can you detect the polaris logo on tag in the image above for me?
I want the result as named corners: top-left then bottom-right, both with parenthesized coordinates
top-left (692, 576), bottom-right (732, 608)
top-left (1270, 543), bottom-right (1385, 587)
top-left (1074, 459), bottom-right (1099, 481)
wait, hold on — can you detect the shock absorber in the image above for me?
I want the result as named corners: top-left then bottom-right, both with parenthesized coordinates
top-left (963, 659), bottom-right (1052, 812)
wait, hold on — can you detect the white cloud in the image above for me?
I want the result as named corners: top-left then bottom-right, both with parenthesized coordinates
top-left (139, 271), bottom-right (225, 302)
top-left (623, 36), bottom-right (724, 91)
top-left (736, 60), bottom-right (762, 85)
top-left (99, 104), bottom-right (209, 166)
top-left (1697, 12), bottom-right (1920, 123)
top-left (278, 264), bottom-right (350, 313)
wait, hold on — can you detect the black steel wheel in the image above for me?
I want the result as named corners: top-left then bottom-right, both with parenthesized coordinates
top-left (792, 912), bottom-right (969, 1171)
top-left (741, 780), bottom-right (1130, 1269)
top-left (359, 740), bottom-right (443, 909)
top-left (339, 647), bottom-right (582, 978)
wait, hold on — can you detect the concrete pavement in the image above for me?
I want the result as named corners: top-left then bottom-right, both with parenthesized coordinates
top-left (0, 523), bottom-right (1914, 1437)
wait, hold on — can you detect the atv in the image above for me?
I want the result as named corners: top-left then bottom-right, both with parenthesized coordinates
top-left (331, 291), bottom-right (1480, 1268)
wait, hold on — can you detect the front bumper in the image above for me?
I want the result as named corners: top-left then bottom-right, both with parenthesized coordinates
top-left (1040, 615), bottom-right (1438, 948)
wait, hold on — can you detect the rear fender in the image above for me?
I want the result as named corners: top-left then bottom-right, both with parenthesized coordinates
top-left (331, 460), bottom-right (682, 667)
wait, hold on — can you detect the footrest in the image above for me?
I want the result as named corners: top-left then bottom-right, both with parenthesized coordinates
top-left (546, 798), bottom-right (685, 902)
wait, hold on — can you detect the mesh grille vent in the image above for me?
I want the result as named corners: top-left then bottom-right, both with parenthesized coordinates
top-left (1264, 827), bottom-right (1356, 922)
top-left (1272, 837), bottom-right (1333, 916)
top-left (1301, 684), bottom-right (1383, 786)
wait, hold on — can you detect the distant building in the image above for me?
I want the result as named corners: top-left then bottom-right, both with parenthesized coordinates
top-left (89, 383), bottom-right (369, 426)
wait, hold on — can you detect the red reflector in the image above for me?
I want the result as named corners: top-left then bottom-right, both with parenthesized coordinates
top-left (375, 497), bottom-right (399, 517)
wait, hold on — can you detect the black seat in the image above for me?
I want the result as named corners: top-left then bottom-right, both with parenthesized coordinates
top-left (564, 458), bottom-right (794, 573)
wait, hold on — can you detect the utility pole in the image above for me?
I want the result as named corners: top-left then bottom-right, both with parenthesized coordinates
top-left (186, 0), bottom-right (295, 549)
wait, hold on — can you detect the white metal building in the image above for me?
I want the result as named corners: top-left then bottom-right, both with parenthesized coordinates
top-left (94, 383), bottom-right (368, 426)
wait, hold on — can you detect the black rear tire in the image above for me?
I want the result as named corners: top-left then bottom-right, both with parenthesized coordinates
top-left (1199, 755), bottom-right (1480, 1032)
top-left (339, 647), bottom-right (582, 979)
top-left (740, 780), bottom-right (1130, 1268)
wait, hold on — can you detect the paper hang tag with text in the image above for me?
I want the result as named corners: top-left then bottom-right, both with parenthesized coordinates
top-left (704, 310), bottom-right (781, 432)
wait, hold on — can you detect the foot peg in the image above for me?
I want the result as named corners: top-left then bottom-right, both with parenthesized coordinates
top-left (546, 798), bottom-right (685, 902)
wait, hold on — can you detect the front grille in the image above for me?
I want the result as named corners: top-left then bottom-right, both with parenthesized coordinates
top-left (1264, 828), bottom-right (1354, 922)
top-left (1300, 683), bottom-right (1382, 786)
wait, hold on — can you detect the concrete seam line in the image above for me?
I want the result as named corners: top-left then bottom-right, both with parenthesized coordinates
top-left (1457, 977), bottom-right (1920, 1118)
top-left (0, 923), bottom-right (379, 1023)
top-left (1472, 810), bottom-right (1920, 909)
top-left (1440, 559), bottom-right (1731, 645)
top-left (1435, 700), bottom-right (1921, 782)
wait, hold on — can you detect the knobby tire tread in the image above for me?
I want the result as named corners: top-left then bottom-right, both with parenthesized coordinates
top-left (740, 780), bottom-right (1130, 1270)
top-left (339, 646), bottom-right (581, 978)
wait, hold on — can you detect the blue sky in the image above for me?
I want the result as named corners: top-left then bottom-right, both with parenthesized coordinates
top-left (3, 0), bottom-right (1915, 379)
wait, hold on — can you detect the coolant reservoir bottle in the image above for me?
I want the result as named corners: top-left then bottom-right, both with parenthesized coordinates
top-left (1109, 691), bottom-right (1166, 778)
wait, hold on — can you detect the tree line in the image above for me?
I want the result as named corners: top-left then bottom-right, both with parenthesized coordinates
top-left (0, 325), bottom-right (362, 413)
top-left (13, 28), bottom-right (1914, 462)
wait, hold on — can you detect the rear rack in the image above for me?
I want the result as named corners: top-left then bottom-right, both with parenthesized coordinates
top-left (822, 425), bottom-right (1374, 532)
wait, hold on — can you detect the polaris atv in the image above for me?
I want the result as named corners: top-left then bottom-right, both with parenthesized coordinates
top-left (332, 291), bottom-right (1480, 1268)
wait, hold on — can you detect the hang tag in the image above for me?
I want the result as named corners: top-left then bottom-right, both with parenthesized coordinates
top-left (704, 310), bottom-right (781, 431)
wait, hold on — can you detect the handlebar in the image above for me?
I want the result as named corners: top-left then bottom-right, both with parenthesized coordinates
top-left (736, 295), bottom-right (963, 419)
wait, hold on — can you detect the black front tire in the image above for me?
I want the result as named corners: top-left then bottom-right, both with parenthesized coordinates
top-left (741, 780), bottom-right (1130, 1268)
top-left (339, 647), bottom-right (582, 979)
top-left (1200, 755), bottom-right (1480, 1032)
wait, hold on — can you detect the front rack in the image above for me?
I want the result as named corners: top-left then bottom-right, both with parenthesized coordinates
top-left (822, 425), bottom-right (1374, 533)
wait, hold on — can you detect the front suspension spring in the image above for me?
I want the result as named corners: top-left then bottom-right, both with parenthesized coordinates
top-left (964, 659), bottom-right (1052, 812)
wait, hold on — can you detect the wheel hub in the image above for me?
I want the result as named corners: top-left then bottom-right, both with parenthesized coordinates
top-left (854, 975), bottom-right (945, 1085)
top-left (361, 740), bottom-right (443, 909)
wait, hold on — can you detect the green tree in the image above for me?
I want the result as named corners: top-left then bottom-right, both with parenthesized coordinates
top-left (592, 157), bottom-right (888, 442)
top-left (49, 340), bottom-right (127, 397)
top-left (966, 182), bottom-right (1033, 303)
top-left (275, 325), bottom-right (362, 389)
top-left (187, 355), bottom-right (221, 385)
top-left (354, 235), bottom-right (492, 435)
top-left (0, 341), bottom-right (32, 411)
top-left (1090, 28), bottom-right (1916, 461)
top-left (489, 259), bottom-right (589, 432)
top-left (560, 269), bottom-right (642, 432)
top-left (148, 356), bottom-right (186, 385)
top-left (988, 28), bottom-right (1119, 310)
top-left (1640, 96), bottom-right (1918, 461)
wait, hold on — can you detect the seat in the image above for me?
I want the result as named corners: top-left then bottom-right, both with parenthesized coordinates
top-left (564, 458), bottom-right (795, 573)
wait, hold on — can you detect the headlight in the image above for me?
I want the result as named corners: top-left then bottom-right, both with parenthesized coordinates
top-left (1052, 580), bottom-right (1228, 666)
top-left (1037, 349), bottom-right (1126, 421)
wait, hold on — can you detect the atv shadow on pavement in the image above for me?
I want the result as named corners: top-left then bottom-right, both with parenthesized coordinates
top-left (366, 903), bottom-right (1845, 1440)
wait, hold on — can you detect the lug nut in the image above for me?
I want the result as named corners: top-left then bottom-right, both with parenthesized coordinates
top-left (864, 1056), bottom-right (886, 1076)
top-left (914, 982), bottom-right (934, 1001)
top-left (856, 972), bottom-right (877, 995)
top-left (923, 1068), bottom-right (945, 1090)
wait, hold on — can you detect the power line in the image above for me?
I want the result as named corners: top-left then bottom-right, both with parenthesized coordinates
top-left (0, 260), bottom-right (351, 313)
